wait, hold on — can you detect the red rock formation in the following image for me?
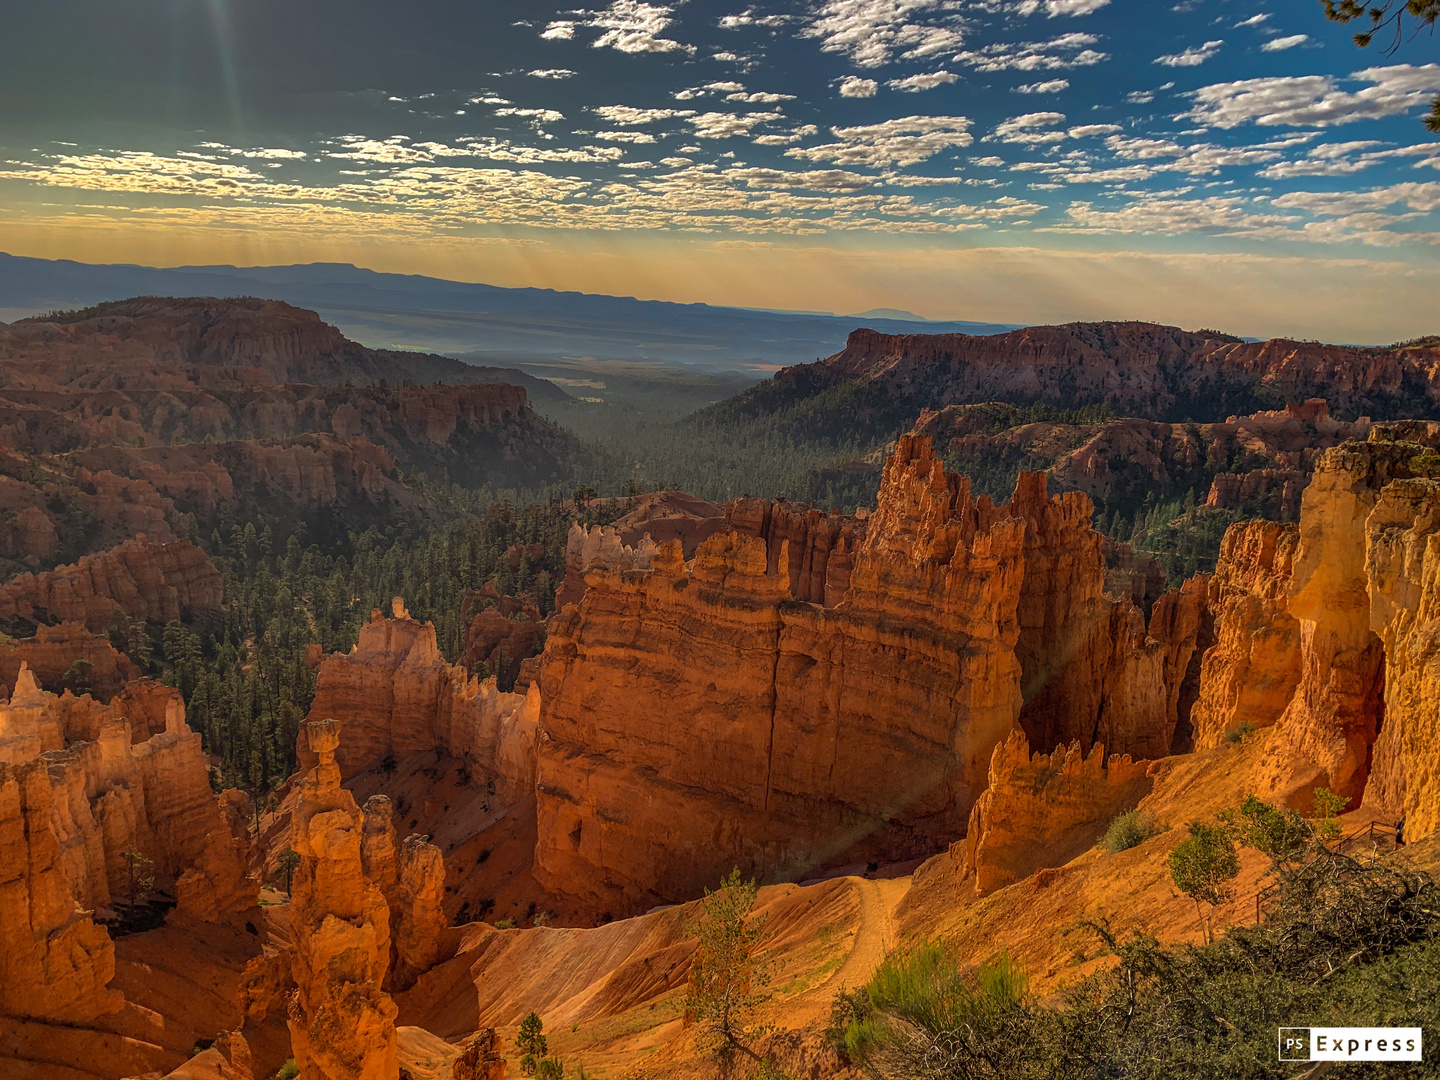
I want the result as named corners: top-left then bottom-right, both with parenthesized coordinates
top-left (557, 525), bottom-right (658, 608)
top-left (1190, 522), bottom-right (1302, 749)
top-left (0, 621), bottom-right (140, 702)
top-left (0, 297), bottom-right (469, 390)
top-left (287, 719), bottom-right (400, 1080)
top-left (299, 600), bottom-right (538, 802)
top-left (0, 537), bottom-right (222, 632)
top-left (158, 1030), bottom-right (255, 1080)
top-left (0, 667), bottom-right (254, 918)
top-left (726, 497), bottom-right (864, 605)
top-left (461, 590), bottom-right (545, 688)
top-left (0, 755), bottom-right (123, 1023)
top-left (451, 1030), bottom-right (506, 1080)
top-left (1364, 473), bottom-right (1440, 831)
top-left (535, 436), bottom-right (1034, 915)
top-left (963, 730), bottom-right (1153, 895)
top-left (821, 324), bottom-right (1439, 419)
top-left (913, 398), bottom-right (1369, 523)
top-left (1247, 439), bottom-right (1409, 811)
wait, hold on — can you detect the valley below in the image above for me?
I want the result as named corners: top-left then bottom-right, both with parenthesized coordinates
top-left (2, 296), bottom-right (1439, 1079)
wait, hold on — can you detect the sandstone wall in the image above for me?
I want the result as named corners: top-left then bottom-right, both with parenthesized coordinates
top-left (1190, 521), bottom-right (1302, 749)
top-left (534, 437), bottom-right (1032, 915)
top-left (0, 538), bottom-right (223, 632)
top-left (0, 667), bottom-right (253, 918)
top-left (299, 600), bottom-right (538, 802)
top-left (963, 730), bottom-right (1152, 895)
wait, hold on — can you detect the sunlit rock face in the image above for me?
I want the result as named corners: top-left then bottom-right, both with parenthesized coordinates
top-left (1190, 520), bottom-right (1303, 751)
top-left (532, 436), bottom-right (1202, 917)
top-left (964, 730), bottom-right (1153, 896)
top-left (298, 601), bottom-right (538, 803)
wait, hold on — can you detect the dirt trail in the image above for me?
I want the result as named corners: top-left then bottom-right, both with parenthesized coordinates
top-left (818, 875), bottom-right (909, 997)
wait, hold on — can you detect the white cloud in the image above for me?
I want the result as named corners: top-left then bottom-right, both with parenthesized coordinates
top-left (752, 124), bottom-right (821, 145)
top-left (541, 2), bottom-right (695, 55)
top-left (1186, 64), bottom-right (1440, 128)
top-left (1016, 0), bottom-right (1111, 15)
top-left (726, 90), bottom-right (796, 102)
top-left (787, 115), bottom-right (975, 167)
top-left (955, 32), bottom-right (1109, 72)
top-left (725, 166), bottom-right (876, 190)
top-left (994, 111), bottom-right (1067, 143)
top-left (1261, 34), bottom-right (1310, 52)
top-left (800, 0), bottom-right (967, 69)
top-left (1155, 40), bottom-right (1223, 67)
top-left (494, 107), bottom-right (566, 128)
top-left (839, 76), bottom-right (880, 98)
top-left (1058, 195), bottom-right (1298, 236)
top-left (687, 110), bottom-right (785, 138)
top-left (529, 68), bottom-right (577, 78)
top-left (593, 105), bottom-right (696, 124)
top-left (595, 131), bottom-right (658, 143)
top-left (1015, 79), bottom-right (1070, 93)
top-left (1068, 123), bottom-right (1122, 137)
top-left (719, 9), bottom-right (791, 28)
top-left (1271, 181), bottom-right (1440, 216)
top-left (1126, 89), bottom-right (1155, 103)
top-left (888, 71), bottom-right (959, 92)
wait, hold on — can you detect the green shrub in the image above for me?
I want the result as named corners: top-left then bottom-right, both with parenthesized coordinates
top-left (495, 917), bottom-right (516, 930)
top-left (1100, 810), bottom-right (1161, 854)
top-left (834, 847), bottom-right (1440, 1078)
top-left (277, 1061), bottom-right (300, 1080)
top-left (1225, 720), bottom-right (1256, 744)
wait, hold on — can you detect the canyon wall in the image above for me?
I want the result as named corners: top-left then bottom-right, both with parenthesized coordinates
top-left (963, 730), bottom-right (1152, 895)
top-left (299, 600), bottom-right (539, 802)
top-left (533, 436), bottom-right (1203, 916)
top-left (820, 324), bottom-right (1440, 419)
top-left (1190, 521), bottom-right (1302, 749)
top-left (0, 538), bottom-right (223, 632)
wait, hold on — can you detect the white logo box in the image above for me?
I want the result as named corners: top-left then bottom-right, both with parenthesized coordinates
top-left (1279, 1027), bottom-right (1423, 1062)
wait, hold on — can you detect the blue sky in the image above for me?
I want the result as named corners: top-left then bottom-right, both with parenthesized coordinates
top-left (0, 0), bottom-right (1435, 340)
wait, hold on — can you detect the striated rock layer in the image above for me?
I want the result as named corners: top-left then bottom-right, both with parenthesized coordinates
top-left (963, 730), bottom-right (1152, 896)
top-left (533, 436), bottom-right (1204, 916)
top-left (298, 600), bottom-right (539, 803)
top-left (0, 537), bottom-right (222, 632)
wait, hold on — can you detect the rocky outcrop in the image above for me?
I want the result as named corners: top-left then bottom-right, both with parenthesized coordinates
top-left (963, 730), bottom-right (1152, 895)
top-left (726, 497), bottom-right (864, 605)
top-left (535, 437), bottom-right (1037, 915)
top-left (913, 398), bottom-right (1370, 523)
top-left (355, 794), bottom-right (448, 992)
top-left (534, 437), bottom-right (1213, 916)
top-left (0, 621), bottom-right (140, 702)
top-left (0, 754), bottom-right (123, 1023)
top-left (0, 297), bottom-right (472, 389)
top-left (1364, 473), bottom-right (1440, 832)
top-left (557, 525), bottom-right (658, 608)
top-left (0, 667), bottom-right (254, 918)
top-left (299, 601), bottom-right (539, 802)
top-left (0, 538), bottom-right (222, 632)
top-left (820, 324), bottom-right (1437, 421)
top-left (1190, 522), bottom-right (1302, 749)
top-left (159, 1030), bottom-right (255, 1080)
top-left (287, 720), bottom-right (400, 1080)
top-left (451, 1030), bottom-right (506, 1080)
top-left (461, 590), bottom-right (545, 689)
top-left (1246, 438), bottom-right (1413, 811)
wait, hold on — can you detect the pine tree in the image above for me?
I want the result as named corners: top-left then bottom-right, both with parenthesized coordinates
top-left (684, 868), bottom-right (774, 1054)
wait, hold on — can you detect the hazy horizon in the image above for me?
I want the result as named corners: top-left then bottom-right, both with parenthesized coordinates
top-left (1, 0), bottom-right (1436, 343)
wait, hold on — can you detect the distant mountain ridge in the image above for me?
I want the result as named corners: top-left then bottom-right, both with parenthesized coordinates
top-left (701, 322), bottom-right (1440, 458)
top-left (0, 252), bottom-right (1019, 371)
